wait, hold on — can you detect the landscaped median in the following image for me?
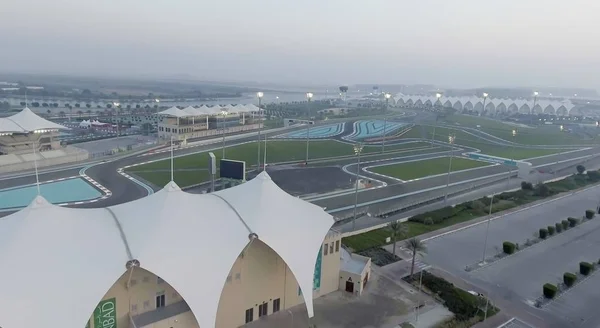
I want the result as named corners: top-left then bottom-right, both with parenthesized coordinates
top-left (366, 156), bottom-right (490, 181)
top-left (537, 258), bottom-right (600, 307)
top-left (342, 165), bottom-right (600, 254)
top-left (404, 271), bottom-right (498, 326)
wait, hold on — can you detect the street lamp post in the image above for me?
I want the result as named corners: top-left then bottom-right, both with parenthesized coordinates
top-left (481, 193), bottom-right (495, 264)
top-left (305, 92), bottom-right (313, 164)
top-left (507, 129), bottom-right (517, 186)
top-left (383, 93), bottom-right (391, 153)
top-left (482, 92), bottom-right (488, 116)
top-left (532, 91), bottom-right (539, 115)
top-left (431, 93), bottom-right (442, 147)
top-left (221, 110), bottom-right (228, 158)
top-left (113, 102), bottom-right (120, 136)
top-left (443, 134), bottom-right (456, 204)
top-left (351, 143), bottom-right (364, 231)
top-left (256, 92), bottom-right (264, 169)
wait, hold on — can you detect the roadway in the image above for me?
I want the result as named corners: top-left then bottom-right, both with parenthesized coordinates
top-left (423, 182), bottom-right (600, 328)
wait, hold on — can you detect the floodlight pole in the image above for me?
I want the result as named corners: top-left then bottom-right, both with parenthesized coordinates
top-left (305, 93), bottom-right (313, 164)
top-left (443, 135), bottom-right (455, 204)
top-left (382, 117), bottom-right (387, 153)
top-left (415, 269), bottom-right (423, 322)
top-left (481, 194), bottom-right (494, 264)
top-left (32, 141), bottom-right (41, 196)
top-left (351, 143), bottom-right (364, 231)
top-left (257, 93), bottom-right (263, 169)
top-left (221, 111), bottom-right (227, 159)
top-left (170, 135), bottom-right (174, 181)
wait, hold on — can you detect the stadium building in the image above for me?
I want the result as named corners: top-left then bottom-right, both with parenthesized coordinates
top-left (0, 172), bottom-right (371, 328)
top-left (156, 105), bottom-right (262, 142)
top-left (0, 108), bottom-right (88, 173)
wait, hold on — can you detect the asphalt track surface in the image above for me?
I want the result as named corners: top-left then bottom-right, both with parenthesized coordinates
top-left (1, 111), bottom-right (598, 217)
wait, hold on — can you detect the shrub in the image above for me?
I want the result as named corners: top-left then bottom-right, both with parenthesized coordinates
top-left (580, 262), bottom-right (594, 275)
top-left (418, 272), bottom-right (479, 320)
top-left (468, 200), bottom-right (486, 211)
top-left (576, 164), bottom-right (586, 175)
top-left (555, 222), bottom-right (563, 233)
top-left (563, 272), bottom-right (577, 287)
top-left (543, 283), bottom-right (558, 298)
top-left (521, 181), bottom-right (534, 190)
top-left (409, 206), bottom-right (458, 224)
top-left (568, 217), bottom-right (579, 227)
top-left (534, 183), bottom-right (550, 197)
top-left (586, 210), bottom-right (595, 219)
top-left (562, 220), bottom-right (570, 230)
top-left (503, 241), bottom-right (516, 254)
top-left (587, 170), bottom-right (600, 182)
top-left (539, 228), bottom-right (548, 239)
top-left (547, 226), bottom-right (555, 235)
top-left (423, 217), bottom-right (434, 225)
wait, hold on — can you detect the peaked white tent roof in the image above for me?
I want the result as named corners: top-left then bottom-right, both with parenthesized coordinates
top-left (0, 172), bottom-right (334, 328)
top-left (0, 107), bottom-right (67, 133)
top-left (157, 106), bottom-right (191, 118)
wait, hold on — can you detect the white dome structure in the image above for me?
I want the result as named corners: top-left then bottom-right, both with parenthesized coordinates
top-left (393, 95), bottom-right (578, 116)
top-left (0, 172), bottom-right (334, 328)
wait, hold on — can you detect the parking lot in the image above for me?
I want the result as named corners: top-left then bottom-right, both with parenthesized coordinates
top-left (423, 184), bottom-right (600, 328)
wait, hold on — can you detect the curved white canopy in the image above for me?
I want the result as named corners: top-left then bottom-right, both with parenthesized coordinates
top-left (0, 107), bottom-right (67, 133)
top-left (0, 172), bottom-right (334, 328)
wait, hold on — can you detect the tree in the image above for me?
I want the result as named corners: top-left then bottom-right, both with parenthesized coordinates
top-left (86, 103), bottom-right (91, 108)
top-left (388, 222), bottom-right (408, 257)
top-left (77, 110), bottom-right (83, 117)
top-left (404, 238), bottom-right (427, 277)
top-left (577, 165), bottom-right (586, 175)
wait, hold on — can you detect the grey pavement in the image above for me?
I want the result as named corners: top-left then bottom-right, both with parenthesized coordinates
top-left (423, 183), bottom-right (600, 328)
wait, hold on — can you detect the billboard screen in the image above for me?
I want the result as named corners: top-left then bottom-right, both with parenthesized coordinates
top-left (220, 159), bottom-right (246, 180)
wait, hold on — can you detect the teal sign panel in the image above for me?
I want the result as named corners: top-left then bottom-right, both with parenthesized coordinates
top-left (468, 153), bottom-right (517, 167)
top-left (313, 246), bottom-right (322, 290)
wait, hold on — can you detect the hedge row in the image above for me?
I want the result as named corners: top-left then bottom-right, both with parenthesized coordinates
top-left (416, 271), bottom-right (480, 321)
top-left (546, 262), bottom-right (598, 299)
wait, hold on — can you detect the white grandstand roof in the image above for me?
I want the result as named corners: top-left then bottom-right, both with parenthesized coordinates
top-left (0, 172), bottom-right (334, 328)
top-left (157, 106), bottom-right (191, 118)
top-left (0, 107), bottom-right (67, 133)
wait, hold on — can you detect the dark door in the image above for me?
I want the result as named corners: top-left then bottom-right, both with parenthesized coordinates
top-left (345, 281), bottom-right (354, 293)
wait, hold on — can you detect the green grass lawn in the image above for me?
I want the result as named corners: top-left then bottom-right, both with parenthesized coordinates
top-left (443, 114), bottom-right (596, 145)
top-left (402, 125), bottom-right (571, 159)
top-left (369, 157), bottom-right (490, 181)
top-left (128, 140), bottom-right (432, 187)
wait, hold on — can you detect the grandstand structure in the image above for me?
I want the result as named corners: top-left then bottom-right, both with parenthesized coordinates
top-left (394, 94), bottom-right (579, 116)
top-left (157, 104), bottom-right (262, 141)
top-left (0, 107), bottom-right (88, 172)
top-left (0, 172), bottom-right (371, 328)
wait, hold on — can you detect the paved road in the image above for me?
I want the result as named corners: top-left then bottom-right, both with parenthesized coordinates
top-left (423, 183), bottom-right (600, 328)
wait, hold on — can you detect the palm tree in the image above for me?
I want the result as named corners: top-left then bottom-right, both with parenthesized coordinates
top-left (404, 237), bottom-right (427, 277)
top-left (388, 222), bottom-right (408, 257)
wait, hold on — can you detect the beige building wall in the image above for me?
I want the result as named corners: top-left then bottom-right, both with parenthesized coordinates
top-left (90, 231), bottom-right (342, 328)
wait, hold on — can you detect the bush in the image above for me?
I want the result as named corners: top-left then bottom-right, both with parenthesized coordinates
top-left (503, 241), bottom-right (516, 254)
top-left (586, 209), bottom-right (595, 219)
top-left (547, 226), bottom-right (556, 235)
top-left (580, 262), bottom-right (594, 276)
top-left (409, 206), bottom-right (459, 224)
top-left (468, 200), bottom-right (486, 211)
top-left (563, 272), bottom-right (577, 287)
top-left (543, 283), bottom-right (558, 298)
top-left (534, 183), bottom-right (551, 197)
top-left (539, 228), bottom-right (548, 239)
top-left (555, 222), bottom-right (563, 233)
top-left (423, 217), bottom-right (434, 225)
top-left (521, 181), bottom-right (534, 190)
top-left (576, 164), bottom-right (586, 175)
top-left (418, 272), bottom-right (479, 320)
top-left (562, 220), bottom-right (570, 230)
top-left (587, 170), bottom-right (600, 182)
top-left (568, 217), bottom-right (579, 227)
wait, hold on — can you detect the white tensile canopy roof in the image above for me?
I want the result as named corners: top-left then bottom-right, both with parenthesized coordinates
top-left (0, 172), bottom-right (334, 328)
top-left (0, 107), bottom-right (67, 133)
top-left (157, 106), bottom-right (191, 118)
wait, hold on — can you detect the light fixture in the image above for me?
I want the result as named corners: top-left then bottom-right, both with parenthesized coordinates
top-left (257, 92), bottom-right (264, 98)
top-left (436, 93), bottom-right (442, 98)
top-left (534, 91), bottom-right (539, 96)
top-left (483, 92), bottom-right (489, 98)
top-left (306, 92), bottom-right (313, 99)
top-left (385, 93), bottom-right (391, 99)
top-left (512, 129), bottom-right (517, 137)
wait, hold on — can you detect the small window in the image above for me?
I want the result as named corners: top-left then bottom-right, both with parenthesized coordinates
top-left (335, 240), bottom-right (340, 252)
top-left (235, 273), bottom-right (241, 280)
top-left (258, 302), bottom-right (268, 317)
top-left (157, 276), bottom-right (164, 284)
top-left (273, 298), bottom-right (280, 313)
top-left (131, 304), bottom-right (138, 312)
top-left (298, 286), bottom-right (302, 296)
top-left (129, 279), bottom-right (137, 286)
top-left (329, 243), bottom-right (334, 254)
top-left (156, 294), bottom-right (165, 308)
top-left (245, 308), bottom-right (253, 323)
top-left (324, 245), bottom-right (328, 256)
top-left (226, 275), bottom-right (232, 283)
top-left (143, 276), bottom-right (150, 283)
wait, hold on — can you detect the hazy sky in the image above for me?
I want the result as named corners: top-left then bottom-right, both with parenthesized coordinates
top-left (1, 0), bottom-right (599, 89)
